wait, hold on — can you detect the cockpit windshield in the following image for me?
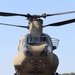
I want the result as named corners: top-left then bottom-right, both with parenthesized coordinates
top-left (25, 36), bottom-right (46, 44)
top-left (20, 34), bottom-right (52, 52)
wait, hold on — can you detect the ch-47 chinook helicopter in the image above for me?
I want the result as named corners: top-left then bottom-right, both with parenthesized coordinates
top-left (0, 11), bottom-right (75, 75)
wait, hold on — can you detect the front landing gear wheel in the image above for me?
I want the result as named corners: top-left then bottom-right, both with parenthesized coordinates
top-left (54, 72), bottom-right (58, 75)
top-left (56, 73), bottom-right (58, 75)
top-left (52, 72), bottom-right (58, 75)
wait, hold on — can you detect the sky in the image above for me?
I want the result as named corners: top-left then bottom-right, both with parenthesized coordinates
top-left (0, 0), bottom-right (75, 75)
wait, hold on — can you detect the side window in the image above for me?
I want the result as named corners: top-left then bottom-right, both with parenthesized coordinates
top-left (26, 36), bottom-right (47, 44)
top-left (42, 33), bottom-right (52, 52)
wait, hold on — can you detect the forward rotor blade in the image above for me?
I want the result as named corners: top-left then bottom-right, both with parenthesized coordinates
top-left (43, 18), bottom-right (75, 27)
top-left (0, 12), bottom-right (28, 17)
top-left (46, 11), bottom-right (75, 16)
top-left (0, 23), bottom-right (28, 28)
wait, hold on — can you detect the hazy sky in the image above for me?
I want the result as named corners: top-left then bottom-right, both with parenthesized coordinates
top-left (0, 0), bottom-right (75, 75)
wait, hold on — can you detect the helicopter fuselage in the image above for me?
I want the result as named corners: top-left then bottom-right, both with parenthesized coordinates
top-left (13, 32), bottom-right (59, 75)
top-left (13, 19), bottom-right (59, 75)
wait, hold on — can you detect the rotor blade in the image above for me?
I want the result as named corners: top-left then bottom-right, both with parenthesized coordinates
top-left (0, 23), bottom-right (28, 28)
top-left (0, 12), bottom-right (28, 17)
top-left (43, 18), bottom-right (75, 27)
top-left (46, 11), bottom-right (75, 16)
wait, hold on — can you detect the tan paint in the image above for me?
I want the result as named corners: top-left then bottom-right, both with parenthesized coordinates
top-left (14, 19), bottom-right (59, 75)
top-left (29, 19), bottom-right (43, 36)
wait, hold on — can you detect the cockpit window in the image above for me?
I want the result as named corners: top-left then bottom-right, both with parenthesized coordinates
top-left (25, 36), bottom-right (46, 44)
top-left (20, 34), bottom-right (52, 52)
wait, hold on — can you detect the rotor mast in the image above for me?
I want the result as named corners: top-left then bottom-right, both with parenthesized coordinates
top-left (28, 19), bottom-right (43, 36)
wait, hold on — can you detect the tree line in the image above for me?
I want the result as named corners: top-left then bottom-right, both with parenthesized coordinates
top-left (59, 73), bottom-right (75, 75)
